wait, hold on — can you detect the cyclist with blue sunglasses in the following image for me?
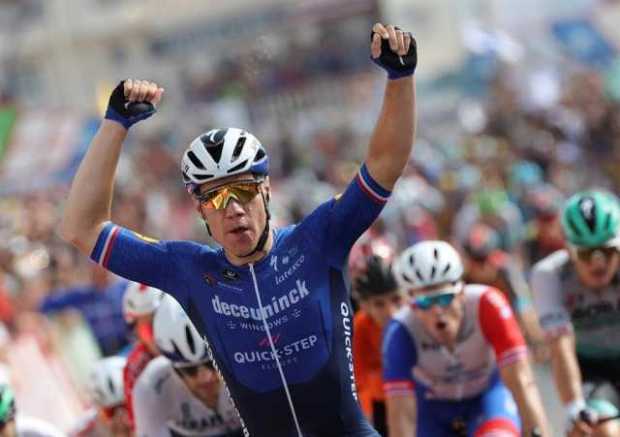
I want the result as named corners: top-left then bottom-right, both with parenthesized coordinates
top-left (383, 240), bottom-right (550, 437)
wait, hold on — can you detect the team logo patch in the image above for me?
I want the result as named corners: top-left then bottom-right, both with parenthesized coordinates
top-left (222, 269), bottom-right (240, 281)
top-left (132, 231), bottom-right (159, 244)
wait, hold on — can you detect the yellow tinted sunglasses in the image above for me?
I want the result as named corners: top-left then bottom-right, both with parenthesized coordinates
top-left (197, 181), bottom-right (261, 211)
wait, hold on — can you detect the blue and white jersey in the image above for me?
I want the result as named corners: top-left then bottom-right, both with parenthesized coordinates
top-left (90, 164), bottom-right (389, 437)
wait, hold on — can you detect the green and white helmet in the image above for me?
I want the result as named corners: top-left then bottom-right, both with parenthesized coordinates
top-left (561, 190), bottom-right (620, 248)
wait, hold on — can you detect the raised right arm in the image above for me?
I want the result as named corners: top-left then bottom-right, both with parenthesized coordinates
top-left (59, 80), bottom-right (163, 255)
top-left (59, 120), bottom-right (128, 254)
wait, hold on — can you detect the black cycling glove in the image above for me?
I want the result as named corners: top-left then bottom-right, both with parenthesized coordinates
top-left (105, 80), bottom-right (156, 129)
top-left (371, 29), bottom-right (417, 79)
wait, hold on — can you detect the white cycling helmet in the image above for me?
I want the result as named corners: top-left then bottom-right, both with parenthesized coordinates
top-left (122, 281), bottom-right (164, 323)
top-left (89, 356), bottom-right (126, 408)
top-left (153, 295), bottom-right (209, 365)
top-left (394, 240), bottom-right (464, 290)
top-left (181, 128), bottom-right (269, 195)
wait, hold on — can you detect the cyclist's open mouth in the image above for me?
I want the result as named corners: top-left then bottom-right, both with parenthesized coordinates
top-left (230, 225), bottom-right (250, 235)
top-left (436, 320), bottom-right (447, 331)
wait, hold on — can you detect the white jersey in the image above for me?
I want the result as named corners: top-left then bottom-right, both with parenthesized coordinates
top-left (16, 415), bottom-right (66, 437)
top-left (383, 284), bottom-right (527, 400)
top-left (530, 249), bottom-right (620, 359)
top-left (133, 357), bottom-right (241, 437)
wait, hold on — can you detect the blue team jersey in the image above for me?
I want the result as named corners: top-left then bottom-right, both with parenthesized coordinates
top-left (91, 164), bottom-right (389, 437)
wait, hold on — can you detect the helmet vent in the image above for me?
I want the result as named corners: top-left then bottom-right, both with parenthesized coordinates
top-left (254, 148), bottom-right (266, 162)
top-left (204, 143), bottom-right (224, 164)
top-left (578, 197), bottom-right (597, 231)
top-left (107, 376), bottom-right (115, 396)
top-left (202, 130), bottom-right (226, 145)
top-left (192, 173), bottom-right (213, 181)
top-left (442, 263), bottom-right (451, 276)
top-left (227, 160), bottom-right (248, 174)
top-left (171, 340), bottom-right (185, 360)
top-left (185, 324), bottom-right (196, 354)
top-left (566, 216), bottom-right (582, 239)
top-left (409, 254), bottom-right (415, 266)
top-left (604, 213), bottom-right (611, 231)
top-left (232, 136), bottom-right (246, 160)
top-left (433, 248), bottom-right (439, 260)
top-left (415, 269), bottom-right (425, 282)
top-left (187, 151), bottom-right (205, 170)
top-left (430, 265), bottom-right (436, 279)
top-left (401, 272), bottom-right (413, 284)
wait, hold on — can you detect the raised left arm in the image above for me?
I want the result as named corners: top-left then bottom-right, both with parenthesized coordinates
top-left (365, 23), bottom-right (417, 190)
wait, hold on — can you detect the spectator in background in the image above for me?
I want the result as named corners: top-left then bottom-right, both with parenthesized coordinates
top-left (120, 282), bottom-right (162, 433)
top-left (522, 184), bottom-right (565, 267)
top-left (453, 188), bottom-right (525, 254)
top-left (39, 264), bottom-right (129, 357)
top-left (350, 243), bottom-right (401, 436)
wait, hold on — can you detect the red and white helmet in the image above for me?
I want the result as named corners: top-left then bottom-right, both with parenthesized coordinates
top-left (122, 282), bottom-right (164, 323)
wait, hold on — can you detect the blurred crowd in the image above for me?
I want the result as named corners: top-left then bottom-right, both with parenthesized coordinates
top-left (0, 9), bottom-right (619, 432)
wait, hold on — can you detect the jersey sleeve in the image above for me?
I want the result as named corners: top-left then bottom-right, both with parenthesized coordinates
top-left (530, 262), bottom-right (572, 339)
top-left (382, 320), bottom-right (417, 397)
top-left (479, 288), bottom-right (528, 368)
top-left (133, 368), bottom-right (170, 437)
top-left (90, 222), bottom-right (194, 305)
top-left (299, 164), bottom-right (391, 268)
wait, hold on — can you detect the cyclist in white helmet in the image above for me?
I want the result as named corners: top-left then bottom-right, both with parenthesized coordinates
top-left (133, 295), bottom-right (242, 437)
top-left (72, 356), bottom-right (130, 437)
top-left (384, 240), bottom-right (550, 437)
top-left (61, 21), bottom-right (417, 436)
top-left (121, 282), bottom-right (163, 432)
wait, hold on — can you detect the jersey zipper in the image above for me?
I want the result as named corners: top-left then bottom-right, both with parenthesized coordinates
top-left (248, 263), bottom-right (303, 437)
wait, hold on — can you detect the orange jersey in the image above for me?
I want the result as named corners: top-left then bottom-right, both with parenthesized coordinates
top-left (353, 310), bottom-right (385, 418)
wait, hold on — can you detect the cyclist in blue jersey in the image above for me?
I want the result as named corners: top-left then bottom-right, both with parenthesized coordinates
top-left (60, 22), bottom-right (417, 437)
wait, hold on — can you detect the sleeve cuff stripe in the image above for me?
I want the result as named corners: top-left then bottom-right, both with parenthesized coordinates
top-left (356, 169), bottom-right (390, 204)
top-left (359, 164), bottom-right (391, 199)
top-left (383, 381), bottom-right (414, 391)
top-left (100, 225), bottom-right (120, 267)
top-left (498, 346), bottom-right (528, 368)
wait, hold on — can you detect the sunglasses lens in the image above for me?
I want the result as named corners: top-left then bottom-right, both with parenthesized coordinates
top-left (412, 292), bottom-right (457, 310)
top-left (436, 293), bottom-right (456, 307)
top-left (412, 296), bottom-right (432, 310)
top-left (577, 247), bottom-right (617, 262)
top-left (176, 361), bottom-right (214, 377)
top-left (200, 183), bottom-right (260, 210)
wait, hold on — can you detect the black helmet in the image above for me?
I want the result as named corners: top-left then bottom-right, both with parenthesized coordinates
top-left (353, 255), bottom-right (398, 299)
